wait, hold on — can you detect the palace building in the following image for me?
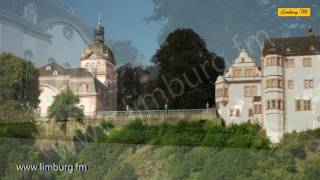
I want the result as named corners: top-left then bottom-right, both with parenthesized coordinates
top-left (38, 17), bottom-right (117, 117)
top-left (215, 30), bottom-right (320, 142)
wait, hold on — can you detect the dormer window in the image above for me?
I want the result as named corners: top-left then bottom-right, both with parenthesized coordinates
top-left (24, 3), bottom-right (38, 24)
top-left (53, 70), bottom-right (58, 76)
top-left (45, 66), bottom-right (52, 71)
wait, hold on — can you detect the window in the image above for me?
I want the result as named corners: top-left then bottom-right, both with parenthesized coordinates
top-left (296, 99), bottom-right (312, 111)
top-left (304, 100), bottom-right (311, 111)
top-left (235, 109), bottom-right (240, 116)
top-left (271, 100), bottom-right (276, 109)
top-left (265, 57), bottom-right (282, 67)
top-left (244, 68), bottom-right (254, 76)
top-left (288, 80), bottom-right (294, 89)
top-left (248, 109), bottom-right (253, 117)
top-left (233, 69), bottom-right (242, 77)
top-left (216, 88), bottom-right (228, 97)
top-left (296, 100), bottom-right (302, 111)
top-left (266, 78), bottom-right (283, 88)
top-left (277, 100), bottom-right (283, 109)
top-left (304, 79), bottom-right (314, 89)
top-left (229, 109), bottom-right (234, 117)
top-left (267, 101), bottom-right (271, 109)
top-left (229, 108), bottom-right (240, 117)
top-left (52, 71), bottom-right (58, 76)
top-left (278, 79), bottom-right (283, 88)
top-left (254, 104), bottom-right (262, 114)
top-left (244, 85), bottom-right (257, 97)
top-left (286, 58), bottom-right (295, 68)
top-left (266, 99), bottom-right (283, 110)
top-left (24, 3), bottom-right (37, 24)
top-left (303, 58), bottom-right (312, 67)
top-left (80, 83), bottom-right (88, 92)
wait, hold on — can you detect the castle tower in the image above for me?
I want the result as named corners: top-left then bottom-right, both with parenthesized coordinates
top-left (80, 15), bottom-right (117, 110)
top-left (262, 42), bottom-right (285, 142)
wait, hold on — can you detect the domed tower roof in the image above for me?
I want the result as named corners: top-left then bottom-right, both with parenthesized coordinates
top-left (80, 14), bottom-right (116, 65)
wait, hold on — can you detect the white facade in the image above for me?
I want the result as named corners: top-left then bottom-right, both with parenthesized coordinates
top-left (216, 35), bottom-right (320, 143)
top-left (216, 49), bottom-right (262, 125)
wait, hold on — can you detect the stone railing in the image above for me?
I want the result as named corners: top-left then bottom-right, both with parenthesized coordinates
top-left (96, 108), bottom-right (218, 122)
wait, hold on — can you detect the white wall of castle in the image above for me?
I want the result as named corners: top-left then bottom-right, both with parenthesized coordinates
top-left (216, 50), bottom-right (262, 126)
top-left (218, 51), bottom-right (320, 143)
top-left (284, 55), bottom-right (320, 131)
top-left (217, 82), bottom-right (261, 124)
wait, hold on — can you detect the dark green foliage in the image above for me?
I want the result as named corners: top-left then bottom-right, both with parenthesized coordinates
top-left (2, 122), bottom-right (320, 179)
top-left (117, 64), bottom-right (145, 110)
top-left (0, 53), bottom-right (40, 122)
top-left (0, 122), bottom-right (38, 138)
top-left (152, 28), bottom-right (225, 109)
top-left (106, 120), bottom-right (270, 149)
top-left (48, 89), bottom-right (84, 121)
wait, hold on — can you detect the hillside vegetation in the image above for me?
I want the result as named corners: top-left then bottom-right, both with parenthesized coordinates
top-left (1, 120), bottom-right (320, 179)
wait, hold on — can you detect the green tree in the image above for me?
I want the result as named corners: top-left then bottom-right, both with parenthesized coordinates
top-left (152, 28), bottom-right (225, 109)
top-left (0, 53), bottom-right (40, 122)
top-left (48, 89), bottom-right (84, 121)
top-left (117, 64), bottom-right (145, 110)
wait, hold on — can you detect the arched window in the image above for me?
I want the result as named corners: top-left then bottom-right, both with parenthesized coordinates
top-left (53, 70), bottom-right (58, 76)
top-left (24, 3), bottom-right (37, 24)
top-left (80, 83), bottom-right (88, 92)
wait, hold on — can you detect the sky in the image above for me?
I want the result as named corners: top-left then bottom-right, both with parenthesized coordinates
top-left (60, 0), bottom-right (163, 64)
top-left (58, 0), bottom-right (319, 66)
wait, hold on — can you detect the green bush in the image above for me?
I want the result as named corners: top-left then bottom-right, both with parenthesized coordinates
top-left (0, 122), bottom-right (38, 138)
top-left (105, 119), bottom-right (270, 149)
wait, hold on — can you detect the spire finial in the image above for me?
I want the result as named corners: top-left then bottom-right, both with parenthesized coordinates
top-left (98, 11), bottom-right (102, 25)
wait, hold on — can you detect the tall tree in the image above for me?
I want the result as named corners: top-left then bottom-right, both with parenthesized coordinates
top-left (0, 53), bottom-right (40, 122)
top-left (48, 89), bottom-right (84, 121)
top-left (152, 28), bottom-right (225, 109)
top-left (117, 64), bottom-right (145, 110)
